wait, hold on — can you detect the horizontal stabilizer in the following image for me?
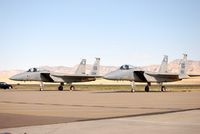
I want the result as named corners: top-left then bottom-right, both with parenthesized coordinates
top-left (188, 74), bottom-right (200, 77)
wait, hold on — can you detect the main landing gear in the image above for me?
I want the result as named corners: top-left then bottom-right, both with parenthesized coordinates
top-left (161, 86), bottom-right (166, 92)
top-left (69, 85), bottom-right (75, 91)
top-left (58, 82), bottom-right (64, 91)
top-left (145, 82), bottom-right (151, 92)
top-left (58, 82), bottom-right (75, 91)
top-left (160, 83), bottom-right (167, 92)
top-left (144, 82), bottom-right (167, 92)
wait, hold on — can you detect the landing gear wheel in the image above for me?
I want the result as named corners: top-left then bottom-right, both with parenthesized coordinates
top-left (131, 89), bottom-right (135, 92)
top-left (161, 86), bottom-right (166, 92)
top-left (145, 86), bottom-right (150, 92)
top-left (70, 85), bottom-right (75, 91)
top-left (58, 86), bottom-right (64, 91)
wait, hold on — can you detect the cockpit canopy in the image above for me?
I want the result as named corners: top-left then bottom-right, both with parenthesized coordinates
top-left (27, 68), bottom-right (40, 72)
top-left (27, 68), bottom-right (49, 73)
top-left (119, 65), bottom-right (134, 70)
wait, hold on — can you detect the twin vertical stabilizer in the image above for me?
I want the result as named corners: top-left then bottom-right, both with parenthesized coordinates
top-left (75, 58), bottom-right (100, 75)
top-left (90, 58), bottom-right (100, 75)
top-left (179, 54), bottom-right (189, 79)
top-left (75, 59), bottom-right (86, 75)
top-left (158, 55), bottom-right (168, 73)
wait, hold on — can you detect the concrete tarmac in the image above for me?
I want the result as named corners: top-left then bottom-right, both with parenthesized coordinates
top-left (0, 89), bottom-right (200, 133)
top-left (1, 110), bottom-right (200, 134)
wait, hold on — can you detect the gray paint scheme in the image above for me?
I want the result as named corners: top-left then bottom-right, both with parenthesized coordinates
top-left (10, 58), bottom-right (101, 90)
top-left (75, 59), bottom-right (86, 75)
top-left (90, 58), bottom-right (100, 75)
top-left (104, 54), bottom-right (198, 92)
top-left (158, 55), bottom-right (168, 73)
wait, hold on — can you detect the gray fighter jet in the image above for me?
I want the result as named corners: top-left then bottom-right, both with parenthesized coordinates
top-left (10, 58), bottom-right (101, 91)
top-left (104, 54), bottom-right (198, 92)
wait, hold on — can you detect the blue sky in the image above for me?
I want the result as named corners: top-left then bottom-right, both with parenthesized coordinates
top-left (0, 0), bottom-right (200, 70)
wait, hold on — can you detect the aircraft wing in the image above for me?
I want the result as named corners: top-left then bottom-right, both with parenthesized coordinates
top-left (50, 74), bottom-right (102, 83)
top-left (51, 74), bottom-right (102, 78)
top-left (133, 71), bottom-right (180, 83)
top-left (146, 72), bottom-right (200, 78)
top-left (139, 72), bottom-right (181, 82)
top-left (145, 72), bottom-right (180, 79)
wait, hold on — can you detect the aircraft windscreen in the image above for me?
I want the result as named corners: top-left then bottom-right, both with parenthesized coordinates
top-left (119, 65), bottom-right (134, 70)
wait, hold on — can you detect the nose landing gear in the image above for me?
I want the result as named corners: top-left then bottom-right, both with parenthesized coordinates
top-left (131, 81), bottom-right (135, 92)
top-left (40, 82), bottom-right (44, 91)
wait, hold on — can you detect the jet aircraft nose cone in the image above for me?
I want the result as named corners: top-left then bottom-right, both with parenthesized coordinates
top-left (103, 74), bottom-right (109, 79)
top-left (9, 73), bottom-right (24, 81)
top-left (103, 73), bottom-right (114, 80)
top-left (9, 75), bottom-right (18, 81)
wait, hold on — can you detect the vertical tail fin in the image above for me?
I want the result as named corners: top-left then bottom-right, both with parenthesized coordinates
top-left (75, 59), bottom-right (86, 75)
top-left (158, 55), bottom-right (168, 73)
top-left (90, 58), bottom-right (100, 75)
top-left (179, 54), bottom-right (189, 79)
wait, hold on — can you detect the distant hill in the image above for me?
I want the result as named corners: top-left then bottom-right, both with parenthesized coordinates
top-left (0, 59), bottom-right (200, 84)
top-left (142, 60), bottom-right (200, 74)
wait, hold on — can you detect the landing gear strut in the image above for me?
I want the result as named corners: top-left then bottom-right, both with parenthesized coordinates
top-left (131, 81), bottom-right (135, 92)
top-left (160, 83), bottom-right (167, 92)
top-left (161, 86), bottom-right (166, 92)
top-left (40, 82), bottom-right (44, 91)
top-left (58, 82), bottom-right (64, 91)
top-left (145, 82), bottom-right (151, 92)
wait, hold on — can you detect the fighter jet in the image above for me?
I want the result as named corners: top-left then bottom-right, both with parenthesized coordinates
top-left (104, 54), bottom-right (198, 92)
top-left (10, 58), bottom-right (101, 91)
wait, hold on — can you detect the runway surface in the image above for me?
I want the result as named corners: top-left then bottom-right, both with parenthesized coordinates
top-left (0, 89), bottom-right (200, 133)
top-left (1, 110), bottom-right (200, 134)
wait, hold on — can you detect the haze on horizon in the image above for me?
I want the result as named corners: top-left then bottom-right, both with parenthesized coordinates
top-left (0, 0), bottom-right (200, 71)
